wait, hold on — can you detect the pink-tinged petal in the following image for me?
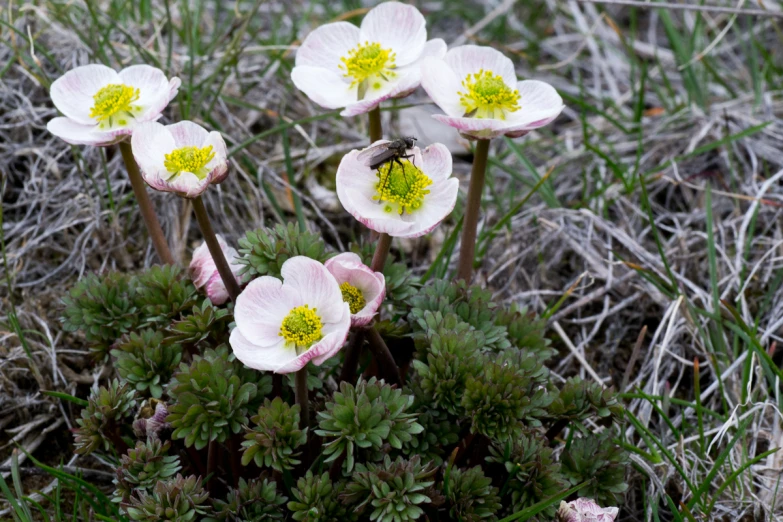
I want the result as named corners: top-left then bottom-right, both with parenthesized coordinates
top-left (119, 65), bottom-right (178, 122)
top-left (360, 2), bottom-right (426, 67)
top-left (419, 143), bottom-right (452, 181)
top-left (291, 65), bottom-right (357, 110)
top-left (131, 121), bottom-right (174, 180)
top-left (420, 57), bottom-right (464, 118)
top-left (340, 67), bottom-right (420, 117)
top-left (50, 64), bottom-right (120, 125)
top-left (296, 21), bottom-right (361, 71)
top-left (431, 114), bottom-right (509, 139)
top-left (167, 120), bottom-right (210, 148)
top-left (206, 271), bottom-right (230, 305)
top-left (203, 131), bottom-right (229, 179)
top-left (404, 177), bottom-right (459, 238)
top-left (46, 117), bottom-right (130, 146)
top-left (229, 327), bottom-right (293, 372)
top-left (324, 252), bottom-right (364, 271)
top-left (496, 80), bottom-right (564, 135)
top-left (324, 252), bottom-right (386, 327)
top-left (280, 257), bottom-right (345, 325)
top-left (235, 276), bottom-right (302, 348)
top-left (189, 239), bottom-right (218, 288)
top-left (445, 45), bottom-right (517, 87)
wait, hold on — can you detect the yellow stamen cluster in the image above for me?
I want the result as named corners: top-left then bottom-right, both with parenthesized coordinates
top-left (339, 282), bottom-right (366, 314)
top-left (280, 305), bottom-right (323, 348)
top-left (373, 161), bottom-right (432, 215)
top-left (340, 41), bottom-right (396, 96)
top-left (163, 145), bottom-right (215, 180)
top-left (89, 84), bottom-right (141, 128)
top-left (458, 69), bottom-right (520, 120)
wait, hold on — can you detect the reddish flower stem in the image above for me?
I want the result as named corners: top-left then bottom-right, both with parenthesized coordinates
top-left (456, 139), bottom-right (491, 282)
top-left (191, 196), bottom-right (241, 302)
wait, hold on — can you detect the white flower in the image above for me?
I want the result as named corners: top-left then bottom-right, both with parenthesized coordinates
top-left (324, 253), bottom-right (386, 327)
top-left (421, 45), bottom-right (564, 140)
top-left (291, 1), bottom-right (446, 117)
top-left (556, 499), bottom-right (619, 522)
top-left (47, 64), bottom-right (180, 146)
top-left (130, 121), bottom-right (229, 198)
top-left (336, 141), bottom-right (458, 238)
top-left (189, 235), bottom-right (243, 306)
top-left (229, 256), bottom-right (351, 374)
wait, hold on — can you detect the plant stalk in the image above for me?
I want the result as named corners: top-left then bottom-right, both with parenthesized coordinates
top-left (368, 106), bottom-right (382, 143)
top-left (370, 232), bottom-right (392, 272)
top-left (339, 330), bottom-right (365, 384)
top-left (191, 196), bottom-right (241, 302)
top-left (295, 368), bottom-right (310, 429)
top-left (206, 439), bottom-right (217, 493)
top-left (366, 326), bottom-right (401, 386)
top-left (456, 139), bottom-right (491, 282)
top-left (118, 141), bottom-right (175, 265)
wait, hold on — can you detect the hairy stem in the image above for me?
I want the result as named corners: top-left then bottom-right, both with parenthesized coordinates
top-left (295, 368), bottom-right (310, 429)
top-left (191, 196), bottom-right (241, 302)
top-left (366, 326), bottom-right (401, 386)
top-left (370, 232), bottom-right (392, 272)
top-left (206, 439), bottom-right (218, 493)
top-left (456, 139), bottom-right (491, 282)
top-left (339, 330), bottom-right (365, 384)
top-left (118, 141), bottom-right (175, 265)
top-left (368, 106), bottom-right (383, 143)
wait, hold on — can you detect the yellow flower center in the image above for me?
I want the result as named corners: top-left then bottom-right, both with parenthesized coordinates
top-left (280, 305), bottom-right (323, 349)
top-left (373, 160), bottom-right (432, 215)
top-left (458, 69), bottom-right (520, 120)
top-left (89, 84), bottom-right (141, 128)
top-left (339, 282), bottom-right (366, 314)
top-left (340, 41), bottom-right (397, 99)
top-left (163, 146), bottom-right (215, 180)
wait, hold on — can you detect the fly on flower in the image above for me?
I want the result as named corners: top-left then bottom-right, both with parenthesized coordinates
top-left (357, 136), bottom-right (417, 195)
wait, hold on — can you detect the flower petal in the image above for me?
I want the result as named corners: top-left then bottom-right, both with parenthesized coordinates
top-left (420, 57), bottom-right (464, 118)
top-left (234, 276), bottom-right (302, 348)
top-left (445, 45), bottom-right (517, 87)
top-left (360, 2), bottom-right (426, 67)
top-left (419, 143), bottom-right (452, 181)
top-left (420, 38), bottom-right (447, 60)
top-left (229, 327), bottom-right (293, 372)
top-left (340, 67), bottom-right (419, 117)
top-left (203, 131), bottom-right (230, 184)
top-left (291, 65), bottom-right (356, 110)
top-left (119, 65), bottom-right (179, 121)
top-left (131, 121), bottom-right (174, 182)
top-left (50, 64), bottom-right (120, 125)
top-left (280, 256), bottom-right (345, 325)
top-left (405, 177), bottom-right (459, 237)
top-left (47, 117), bottom-right (129, 146)
top-left (496, 80), bottom-right (564, 135)
top-left (189, 239), bottom-right (219, 288)
top-left (274, 311), bottom-right (350, 373)
top-left (167, 120), bottom-right (210, 147)
top-left (431, 114), bottom-right (509, 139)
top-left (296, 21), bottom-right (361, 70)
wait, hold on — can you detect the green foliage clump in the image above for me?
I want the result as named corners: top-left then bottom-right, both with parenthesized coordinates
top-left (237, 223), bottom-right (328, 280)
top-left (409, 279), bottom-right (508, 351)
top-left (62, 272), bottom-right (138, 354)
top-left (494, 303), bottom-right (554, 361)
top-left (209, 478), bottom-right (287, 521)
top-left (126, 474), bottom-right (210, 521)
top-left (167, 345), bottom-right (264, 450)
top-left (548, 377), bottom-right (623, 423)
top-left (164, 300), bottom-right (231, 346)
top-left (402, 408), bottom-right (459, 466)
top-left (316, 378), bottom-right (423, 472)
top-left (410, 312), bottom-right (484, 416)
top-left (113, 439), bottom-right (181, 504)
top-left (287, 471), bottom-right (349, 522)
top-left (133, 264), bottom-right (199, 326)
top-left (74, 379), bottom-right (137, 455)
top-left (111, 329), bottom-right (182, 398)
top-left (342, 456), bottom-right (440, 522)
top-left (445, 466), bottom-right (501, 522)
top-left (488, 433), bottom-right (568, 518)
top-left (242, 397), bottom-right (307, 471)
top-left (462, 350), bottom-right (552, 441)
top-left (561, 431), bottom-right (629, 505)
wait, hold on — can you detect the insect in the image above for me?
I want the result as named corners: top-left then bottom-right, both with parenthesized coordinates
top-left (357, 137), bottom-right (418, 197)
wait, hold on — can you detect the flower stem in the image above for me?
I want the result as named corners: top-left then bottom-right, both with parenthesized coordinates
top-left (368, 106), bottom-right (382, 143)
top-left (295, 368), bottom-right (310, 429)
top-left (370, 232), bottom-right (392, 272)
top-left (118, 141), bottom-right (175, 265)
top-left (456, 139), bottom-right (491, 282)
top-left (339, 330), bottom-right (365, 384)
top-left (206, 439), bottom-right (217, 493)
top-left (366, 326), bottom-right (401, 386)
top-left (191, 196), bottom-right (241, 302)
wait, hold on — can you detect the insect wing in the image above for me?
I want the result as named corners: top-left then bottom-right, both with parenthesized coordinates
top-left (356, 141), bottom-right (391, 165)
top-left (367, 149), bottom-right (401, 170)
